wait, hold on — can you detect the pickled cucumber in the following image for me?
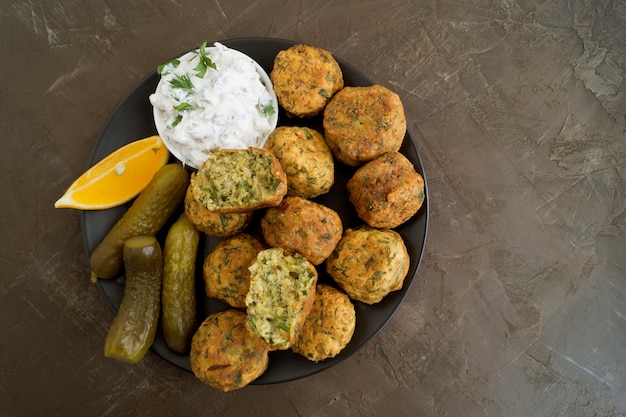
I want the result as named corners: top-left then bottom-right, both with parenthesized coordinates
top-left (161, 216), bottom-right (199, 353)
top-left (90, 163), bottom-right (189, 280)
top-left (104, 235), bottom-right (162, 363)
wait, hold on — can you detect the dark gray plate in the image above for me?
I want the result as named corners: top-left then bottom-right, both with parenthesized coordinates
top-left (81, 37), bottom-right (428, 384)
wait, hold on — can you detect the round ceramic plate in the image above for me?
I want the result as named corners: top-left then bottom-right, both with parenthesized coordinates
top-left (81, 37), bottom-right (429, 384)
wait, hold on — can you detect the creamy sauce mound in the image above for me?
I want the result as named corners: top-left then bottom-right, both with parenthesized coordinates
top-left (150, 42), bottom-right (278, 169)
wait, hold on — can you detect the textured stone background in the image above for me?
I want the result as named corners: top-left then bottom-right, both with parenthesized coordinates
top-left (1, 1), bottom-right (624, 416)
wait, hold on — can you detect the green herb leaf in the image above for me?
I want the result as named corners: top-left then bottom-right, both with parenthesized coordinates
top-left (171, 114), bottom-right (183, 127)
top-left (258, 103), bottom-right (276, 117)
top-left (173, 102), bottom-right (193, 112)
top-left (193, 61), bottom-right (207, 79)
top-left (169, 74), bottom-right (194, 90)
top-left (194, 41), bottom-right (217, 78)
top-left (157, 58), bottom-right (180, 75)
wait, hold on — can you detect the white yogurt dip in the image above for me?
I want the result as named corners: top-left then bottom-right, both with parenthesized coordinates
top-left (150, 42), bottom-right (278, 169)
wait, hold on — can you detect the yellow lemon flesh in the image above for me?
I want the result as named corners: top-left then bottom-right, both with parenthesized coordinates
top-left (55, 135), bottom-right (170, 210)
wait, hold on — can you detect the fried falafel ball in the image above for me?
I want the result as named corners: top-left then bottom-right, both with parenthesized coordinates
top-left (246, 248), bottom-right (318, 350)
top-left (325, 226), bottom-right (410, 304)
top-left (261, 196), bottom-right (343, 265)
top-left (184, 186), bottom-right (253, 237)
top-left (264, 126), bottom-right (334, 198)
top-left (189, 148), bottom-right (287, 213)
top-left (323, 85), bottom-right (406, 166)
top-left (270, 43), bottom-right (344, 117)
top-left (347, 151), bottom-right (425, 229)
top-left (203, 233), bottom-right (267, 309)
top-left (292, 283), bottom-right (356, 362)
top-left (190, 309), bottom-right (269, 392)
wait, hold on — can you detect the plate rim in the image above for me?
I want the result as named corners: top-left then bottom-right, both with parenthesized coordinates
top-left (80, 36), bottom-right (429, 384)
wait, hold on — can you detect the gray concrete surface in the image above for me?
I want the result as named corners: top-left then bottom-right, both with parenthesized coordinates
top-left (2, 0), bottom-right (625, 416)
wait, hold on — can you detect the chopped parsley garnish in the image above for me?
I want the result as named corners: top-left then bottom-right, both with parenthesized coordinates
top-left (169, 74), bottom-right (194, 90)
top-left (170, 102), bottom-right (193, 127)
top-left (258, 103), bottom-right (276, 117)
top-left (157, 58), bottom-right (180, 75)
top-left (194, 41), bottom-right (217, 78)
top-left (171, 114), bottom-right (183, 127)
top-left (173, 102), bottom-right (193, 112)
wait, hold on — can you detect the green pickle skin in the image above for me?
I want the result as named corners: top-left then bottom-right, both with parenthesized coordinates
top-left (89, 163), bottom-right (189, 280)
top-left (104, 235), bottom-right (162, 363)
top-left (161, 216), bottom-right (199, 353)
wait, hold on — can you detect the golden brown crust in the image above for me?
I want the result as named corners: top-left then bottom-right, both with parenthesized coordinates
top-left (325, 226), bottom-right (410, 304)
top-left (270, 44), bottom-right (344, 117)
top-left (347, 151), bottom-right (425, 228)
top-left (264, 126), bottom-right (334, 198)
top-left (261, 196), bottom-right (343, 265)
top-left (202, 233), bottom-right (267, 309)
top-left (189, 148), bottom-right (287, 213)
top-left (292, 284), bottom-right (356, 362)
top-left (184, 186), bottom-right (253, 237)
top-left (189, 309), bottom-right (269, 392)
top-left (323, 85), bottom-right (406, 166)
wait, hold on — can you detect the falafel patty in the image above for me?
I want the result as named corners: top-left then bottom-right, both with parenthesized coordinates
top-left (189, 309), bottom-right (269, 392)
top-left (246, 248), bottom-right (318, 350)
top-left (325, 226), bottom-right (410, 304)
top-left (347, 151), bottom-right (425, 228)
top-left (189, 148), bottom-right (287, 213)
top-left (203, 233), bottom-right (267, 309)
top-left (292, 283), bottom-right (356, 362)
top-left (264, 126), bottom-right (335, 198)
top-left (270, 43), bottom-right (344, 117)
top-left (261, 196), bottom-right (343, 265)
top-left (184, 186), bottom-right (253, 237)
top-left (323, 85), bottom-right (406, 166)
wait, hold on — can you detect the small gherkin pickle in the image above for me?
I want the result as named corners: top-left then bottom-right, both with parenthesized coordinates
top-left (90, 163), bottom-right (189, 280)
top-left (104, 235), bottom-right (162, 363)
top-left (161, 216), bottom-right (199, 353)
